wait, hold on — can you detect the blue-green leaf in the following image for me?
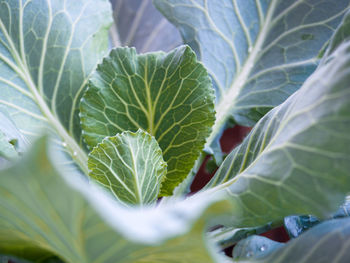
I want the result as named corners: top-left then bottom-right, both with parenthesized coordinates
top-left (284, 215), bottom-right (319, 239)
top-left (0, 137), bottom-right (235, 263)
top-left (0, 110), bottom-right (28, 162)
top-left (209, 13), bottom-right (350, 227)
top-left (233, 235), bottom-right (284, 261)
top-left (284, 197), bottom-right (350, 238)
top-left (154, 0), bottom-right (350, 156)
top-left (110, 0), bottom-right (182, 52)
top-left (209, 222), bottom-right (276, 249)
top-left (0, 0), bottom-right (112, 174)
top-left (233, 218), bottom-right (350, 263)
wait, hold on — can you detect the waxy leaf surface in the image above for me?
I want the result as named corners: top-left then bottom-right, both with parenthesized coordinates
top-left (88, 130), bottom-right (167, 205)
top-left (209, 14), bottom-right (350, 226)
top-left (155, 0), bottom-right (350, 157)
top-left (0, 0), bottom-right (112, 173)
top-left (81, 45), bottom-right (215, 195)
top-left (233, 218), bottom-right (350, 263)
top-left (0, 137), bottom-right (233, 263)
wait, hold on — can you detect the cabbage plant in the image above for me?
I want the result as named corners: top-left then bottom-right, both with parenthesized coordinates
top-left (1, 0), bottom-right (350, 262)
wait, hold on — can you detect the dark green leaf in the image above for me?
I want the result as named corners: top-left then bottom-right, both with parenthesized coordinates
top-left (80, 45), bottom-right (215, 195)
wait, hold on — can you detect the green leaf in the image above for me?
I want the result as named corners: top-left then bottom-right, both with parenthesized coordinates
top-left (88, 129), bottom-right (167, 205)
top-left (284, 197), bottom-right (350, 238)
top-left (0, 130), bottom-right (18, 161)
top-left (0, 137), bottom-right (235, 263)
top-left (209, 222), bottom-right (276, 249)
top-left (0, 0), bottom-right (112, 174)
top-left (333, 197), bottom-right (350, 218)
top-left (0, 111), bottom-right (28, 161)
top-left (110, 0), bottom-right (182, 52)
top-left (208, 17), bottom-right (350, 226)
top-left (233, 218), bottom-right (350, 263)
top-left (0, 255), bottom-right (60, 263)
top-left (154, 0), bottom-right (350, 156)
top-left (0, 255), bottom-right (32, 263)
top-left (232, 235), bottom-right (284, 261)
top-left (80, 45), bottom-right (215, 195)
top-left (284, 215), bottom-right (320, 239)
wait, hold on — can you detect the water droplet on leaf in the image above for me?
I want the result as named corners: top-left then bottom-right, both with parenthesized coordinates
top-left (246, 251), bottom-right (253, 257)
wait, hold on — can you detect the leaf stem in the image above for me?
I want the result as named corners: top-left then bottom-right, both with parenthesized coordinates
top-left (204, 0), bottom-right (279, 151)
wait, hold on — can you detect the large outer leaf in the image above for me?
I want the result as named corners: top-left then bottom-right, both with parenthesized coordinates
top-left (0, 0), bottom-right (112, 173)
top-left (154, 0), bottom-right (350, 154)
top-left (0, 130), bottom-right (17, 161)
top-left (0, 137), bottom-right (234, 263)
top-left (80, 45), bottom-right (215, 195)
top-left (210, 222), bottom-right (276, 250)
top-left (0, 255), bottom-right (33, 263)
top-left (233, 235), bottom-right (284, 261)
top-left (110, 0), bottom-right (182, 52)
top-left (209, 22), bottom-right (350, 226)
top-left (284, 197), bottom-right (350, 239)
top-left (0, 110), bottom-right (28, 166)
top-left (88, 130), bottom-right (167, 205)
top-left (0, 111), bottom-right (28, 159)
top-left (233, 218), bottom-right (350, 263)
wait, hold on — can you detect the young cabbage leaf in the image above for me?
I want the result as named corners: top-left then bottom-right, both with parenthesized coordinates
top-left (88, 129), bottom-right (167, 205)
top-left (154, 0), bottom-right (350, 160)
top-left (209, 15), bottom-right (350, 226)
top-left (80, 45), bottom-right (215, 195)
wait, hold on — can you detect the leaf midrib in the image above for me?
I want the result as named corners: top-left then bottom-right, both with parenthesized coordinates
top-left (0, 14), bottom-right (88, 175)
top-left (205, 0), bottom-right (279, 149)
top-left (211, 87), bottom-right (350, 195)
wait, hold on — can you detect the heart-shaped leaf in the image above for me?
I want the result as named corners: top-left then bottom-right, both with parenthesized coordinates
top-left (88, 129), bottom-right (167, 205)
top-left (80, 45), bottom-right (215, 195)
